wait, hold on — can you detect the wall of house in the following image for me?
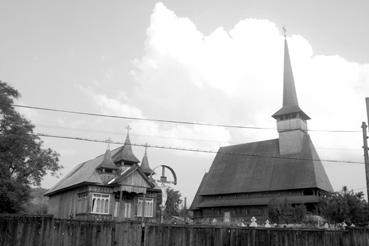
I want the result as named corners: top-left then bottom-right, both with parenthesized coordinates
top-left (112, 191), bottom-right (159, 223)
top-left (48, 185), bottom-right (161, 221)
top-left (48, 186), bottom-right (115, 219)
top-left (48, 189), bottom-right (80, 218)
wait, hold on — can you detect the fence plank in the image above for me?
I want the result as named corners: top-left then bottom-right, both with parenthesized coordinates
top-left (3, 215), bottom-right (369, 246)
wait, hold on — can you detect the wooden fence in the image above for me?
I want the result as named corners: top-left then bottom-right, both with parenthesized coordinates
top-left (1, 215), bottom-right (369, 246)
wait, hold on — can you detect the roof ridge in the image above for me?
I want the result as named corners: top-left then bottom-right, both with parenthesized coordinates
top-left (221, 138), bottom-right (279, 149)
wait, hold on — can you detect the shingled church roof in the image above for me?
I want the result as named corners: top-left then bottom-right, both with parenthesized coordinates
top-left (197, 134), bottom-right (333, 196)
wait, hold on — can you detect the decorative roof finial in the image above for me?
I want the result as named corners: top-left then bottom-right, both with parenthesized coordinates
top-left (144, 143), bottom-right (148, 154)
top-left (106, 138), bottom-right (112, 150)
top-left (282, 26), bottom-right (287, 38)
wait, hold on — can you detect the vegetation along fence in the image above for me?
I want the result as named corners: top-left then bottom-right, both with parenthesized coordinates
top-left (1, 215), bottom-right (369, 246)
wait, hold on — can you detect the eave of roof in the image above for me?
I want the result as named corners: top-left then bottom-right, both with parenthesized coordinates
top-left (272, 105), bottom-right (310, 120)
top-left (196, 195), bottom-right (320, 208)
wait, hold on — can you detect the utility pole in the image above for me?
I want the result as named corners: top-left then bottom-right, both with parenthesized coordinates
top-left (363, 97), bottom-right (369, 201)
top-left (362, 122), bottom-right (369, 201)
top-left (366, 97), bottom-right (369, 128)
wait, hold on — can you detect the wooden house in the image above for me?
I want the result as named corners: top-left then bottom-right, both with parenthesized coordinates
top-left (45, 132), bottom-right (161, 222)
top-left (190, 37), bottom-right (333, 223)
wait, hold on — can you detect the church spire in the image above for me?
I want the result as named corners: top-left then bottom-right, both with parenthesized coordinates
top-left (272, 33), bottom-right (310, 120)
top-left (282, 38), bottom-right (299, 108)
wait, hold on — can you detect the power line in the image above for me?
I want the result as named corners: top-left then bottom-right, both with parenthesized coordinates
top-left (14, 104), bottom-right (361, 133)
top-left (15, 104), bottom-right (272, 130)
top-left (36, 132), bottom-right (365, 165)
top-left (35, 123), bottom-right (361, 151)
top-left (35, 123), bottom-right (227, 143)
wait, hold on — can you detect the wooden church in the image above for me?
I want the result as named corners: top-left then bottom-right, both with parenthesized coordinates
top-left (190, 36), bottom-right (333, 223)
top-left (45, 130), bottom-right (161, 222)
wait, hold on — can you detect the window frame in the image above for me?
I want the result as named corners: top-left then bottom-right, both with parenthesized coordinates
top-left (76, 192), bottom-right (88, 214)
top-left (124, 202), bottom-right (132, 218)
top-left (91, 193), bottom-right (110, 215)
top-left (136, 198), bottom-right (154, 218)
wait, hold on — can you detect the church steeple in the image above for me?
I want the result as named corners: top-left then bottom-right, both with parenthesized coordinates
top-left (272, 35), bottom-right (310, 120)
top-left (273, 31), bottom-right (310, 155)
top-left (282, 38), bottom-right (298, 107)
top-left (112, 125), bottom-right (140, 165)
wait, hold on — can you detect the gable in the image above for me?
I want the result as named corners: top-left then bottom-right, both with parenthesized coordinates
top-left (115, 168), bottom-right (152, 188)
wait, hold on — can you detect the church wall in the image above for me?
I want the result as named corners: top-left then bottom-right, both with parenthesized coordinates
top-left (193, 189), bottom-right (323, 224)
top-left (277, 118), bottom-right (307, 132)
top-left (193, 206), bottom-right (268, 225)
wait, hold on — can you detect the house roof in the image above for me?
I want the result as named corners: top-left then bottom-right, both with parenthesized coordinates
top-left (196, 134), bottom-right (333, 197)
top-left (112, 133), bottom-right (140, 164)
top-left (96, 149), bottom-right (118, 170)
top-left (272, 38), bottom-right (310, 120)
top-left (140, 147), bottom-right (153, 175)
top-left (45, 146), bottom-right (151, 196)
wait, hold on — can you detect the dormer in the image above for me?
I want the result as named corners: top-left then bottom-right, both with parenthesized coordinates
top-left (96, 148), bottom-right (118, 183)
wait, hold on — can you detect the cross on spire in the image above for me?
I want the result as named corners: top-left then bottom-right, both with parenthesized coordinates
top-left (282, 26), bottom-right (287, 38)
top-left (126, 125), bottom-right (132, 135)
top-left (144, 143), bottom-right (149, 153)
top-left (106, 138), bottom-right (112, 150)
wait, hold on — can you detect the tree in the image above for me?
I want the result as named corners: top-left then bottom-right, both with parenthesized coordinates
top-left (317, 186), bottom-right (369, 225)
top-left (0, 81), bottom-right (61, 213)
top-left (26, 187), bottom-right (49, 215)
top-left (267, 199), bottom-right (307, 224)
top-left (163, 188), bottom-right (182, 219)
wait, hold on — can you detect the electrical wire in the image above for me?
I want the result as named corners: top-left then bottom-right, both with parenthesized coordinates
top-left (35, 123), bottom-right (361, 151)
top-left (13, 104), bottom-right (361, 133)
top-left (36, 132), bottom-right (365, 165)
top-left (35, 123), bottom-right (228, 143)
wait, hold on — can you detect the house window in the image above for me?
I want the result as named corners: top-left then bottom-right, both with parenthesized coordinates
top-left (91, 193), bottom-right (110, 214)
top-left (124, 202), bottom-right (131, 218)
top-left (113, 202), bottom-right (119, 217)
top-left (137, 198), bottom-right (154, 217)
top-left (76, 192), bottom-right (88, 214)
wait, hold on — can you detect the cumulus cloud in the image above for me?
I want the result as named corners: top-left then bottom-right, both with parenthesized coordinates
top-left (77, 3), bottom-right (369, 199)
top-left (126, 2), bottom-right (369, 192)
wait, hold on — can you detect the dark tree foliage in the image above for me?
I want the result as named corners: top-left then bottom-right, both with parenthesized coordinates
top-left (26, 187), bottom-right (49, 215)
top-left (317, 186), bottom-right (369, 225)
top-left (164, 188), bottom-right (182, 219)
top-left (0, 81), bottom-right (61, 213)
top-left (267, 199), bottom-right (307, 224)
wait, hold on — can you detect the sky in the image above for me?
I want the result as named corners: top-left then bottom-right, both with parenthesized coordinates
top-left (1, 0), bottom-right (369, 204)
